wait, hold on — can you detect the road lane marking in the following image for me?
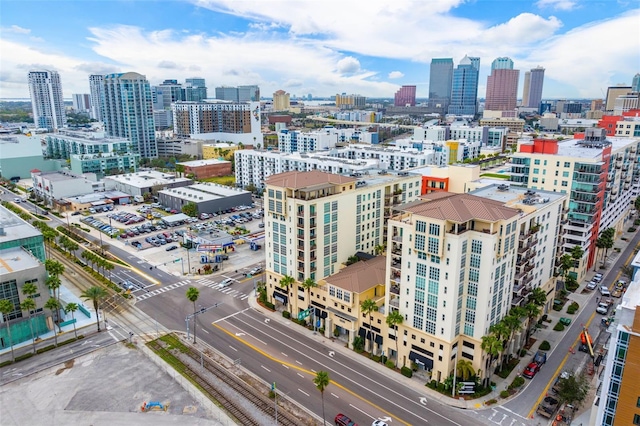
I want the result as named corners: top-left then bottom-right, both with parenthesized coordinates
top-left (349, 403), bottom-right (374, 419)
top-left (229, 346), bottom-right (237, 351)
top-left (527, 246), bottom-right (636, 419)
top-left (298, 389), bottom-right (309, 397)
top-left (282, 364), bottom-right (289, 369)
top-left (281, 352), bottom-right (288, 357)
top-left (212, 308), bottom-right (250, 324)
top-left (331, 393), bottom-right (340, 399)
top-left (261, 365), bottom-right (271, 372)
top-left (214, 324), bottom-right (416, 426)
top-left (296, 360), bottom-right (303, 365)
top-left (297, 373), bottom-right (305, 378)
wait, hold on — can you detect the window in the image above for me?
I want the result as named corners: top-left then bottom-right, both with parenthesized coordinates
top-left (415, 234), bottom-right (425, 251)
top-left (429, 223), bottom-right (440, 236)
top-left (427, 237), bottom-right (439, 253)
top-left (416, 221), bottom-right (426, 233)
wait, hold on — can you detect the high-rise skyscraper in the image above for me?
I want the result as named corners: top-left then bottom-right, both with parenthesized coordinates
top-left (89, 75), bottom-right (104, 121)
top-left (394, 85), bottom-right (417, 107)
top-left (72, 94), bottom-right (91, 112)
top-left (632, 73), bottom-right (640, 92)
top-left (238, 85), bottom-right (260, 102)
top-left (152, 79), bottom-right (185, 110)
top-left (102, 72), bottom-right (157, 158)
top-left (491, 57), bottom-right (514, 70)
top-left (273, 90), bottom-right (291, 111)
top-left (485, 57), bottom-right (519, 111)
top-left (185, 77), bottom-right (208, 102)
top-left (448, 55), bottom-right (480, 116)
top-left (523, 67), bottom-right (545, 109)
top-left (28, 70), bottom-right (66, 131)
top-left (428, 58), bottom-right (454, 111)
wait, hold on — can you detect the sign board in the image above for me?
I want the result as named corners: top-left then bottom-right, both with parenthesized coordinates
top-left (297, 309), bottom-right (311, 320)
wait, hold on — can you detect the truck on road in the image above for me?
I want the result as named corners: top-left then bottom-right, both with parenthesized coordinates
top-left (536, 395), bottom-right (559, 418)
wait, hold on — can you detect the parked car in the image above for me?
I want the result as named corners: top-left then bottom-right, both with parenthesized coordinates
top-left (593, 273), bottom-right (603, 283)
top-left (533, 350), bottom-right (547, 366)
top-left (523, 362), bottom-right (541, 379)
top-left (335, 414), bottom-right (358, 426)
top-left (599, 286), bottom-right (611, 297)
top-left (586, 280), bottom-right (598, 291)
top-left (165, 245), bottom-right (178, 251)
top-left (615, 280), bottom-right (626, 290)
top-left (596, 301), bottom-right (610, 315)
top-left (371, 421), bottom-right (388, 426)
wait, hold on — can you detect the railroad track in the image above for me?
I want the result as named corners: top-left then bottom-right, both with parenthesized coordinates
top-left (53, 250), bottom-right (310, 426)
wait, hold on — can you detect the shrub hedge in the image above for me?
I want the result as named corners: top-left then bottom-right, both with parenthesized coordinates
top-left (553, 322), bottom-right (565, 331)
top-left (401, 366), bottom-right (413, 378)
top-left (539, 340), bottom-right (551, 351)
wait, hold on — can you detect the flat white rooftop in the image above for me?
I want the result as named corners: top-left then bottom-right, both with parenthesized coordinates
top-left (0, 247), bottom-right (41, 273)
top-left (105, 170), bottom-right (192, 188)
top-left (178, 159), bottom-right (230, 167)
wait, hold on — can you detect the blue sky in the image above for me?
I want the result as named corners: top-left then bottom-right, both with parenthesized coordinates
top-left (1, 0), bottom-right (638, 100)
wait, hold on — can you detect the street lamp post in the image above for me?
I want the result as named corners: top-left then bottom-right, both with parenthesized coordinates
top-left (452, 347), bottom-right (458, 397)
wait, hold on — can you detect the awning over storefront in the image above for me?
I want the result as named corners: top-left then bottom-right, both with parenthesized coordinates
top-left (409, 351), bottom-right (434, 370)
top-left (273, 291), bottom-right (288, 304)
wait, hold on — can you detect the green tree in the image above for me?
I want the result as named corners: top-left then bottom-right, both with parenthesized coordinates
top-left (175, 164), bottom-right (185, 177)
top-left (360, 298), bottom-right (379, 357)
top-left (42, 228), bottom-right (57, 257)
top-left (597, 228), bottom-right (615, 267)
top-left (524, 302), bottom-right (542, 341)
top-left (301, 277), bottom-right (317, 324)
top-left (527, 287), bottom-right (547, 307)
top-left (560, 254), bottom-right (574, 285)
top-left (182, 202), bottom-right (198, 217)
top-left (45, 259), bottom-right (65, 279)
top-left (0, 299), bottom-right (16, 361)
top-left (481, 334), bottom-right (503, 384)
top-left (278, 275), bottom-right (295, 312)
top-left (456, 359), bottom-right (475, 381)
top-left (186, 286), bottom-right (200, 343)
top-left (103, 262), bottom-right (114, 282)
top-left (374, 244), bottom-right (386, 255)
top-left (64, 302), bottom-right (79, 338)
top-left (81, 286), bottom-right (107, 332)
top-left (385, 309), bottom-right (404, 367)
top-left (20, 297), bottom-right (38, 353)
top-left (313, 370), bottom-right (330, 426)
top-left (555, 373), bottom-right (590, 408)
top-left (635, 196), bottom-right (640, 212)
top-left (44, 297), bottom-right (61, 346)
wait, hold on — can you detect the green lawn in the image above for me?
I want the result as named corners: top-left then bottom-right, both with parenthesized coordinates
top-left (480, 173), bottom-right (510, 179)
top-left (198, 175), bottom-right (236, 186)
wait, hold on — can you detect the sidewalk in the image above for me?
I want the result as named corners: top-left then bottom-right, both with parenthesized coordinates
top-left (0, 280), bottom-right (98, 361)
top-left (246, 224), bottom-right (639, 413)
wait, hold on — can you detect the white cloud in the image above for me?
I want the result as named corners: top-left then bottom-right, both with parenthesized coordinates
top-left (388, 71), bottom-right (404, 79)
top-left (2, 25), bottom-right (31, 34)
top-left (536, 0), bottom-right (578, 11)
top-left (336, 57), bottom-right (361, 74)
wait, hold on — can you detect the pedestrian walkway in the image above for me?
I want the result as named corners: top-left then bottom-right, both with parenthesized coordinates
top-left (134, 279), bottom-right (192, 301)
top-left (246, 224), bottom-right (640, 414)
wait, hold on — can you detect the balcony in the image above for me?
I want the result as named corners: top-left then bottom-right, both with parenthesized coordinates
top-left (390, 262), bottom-right (401, 271)
top-left (511, 295), bottom-right (525, 307)
top-left (309, 220), bottom-right (317, 229)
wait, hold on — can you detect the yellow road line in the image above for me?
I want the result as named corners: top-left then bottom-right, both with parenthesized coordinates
top-left (213, 323), bottom-right (411, 426)
top-left (527, 245), bottom-right (636, 419)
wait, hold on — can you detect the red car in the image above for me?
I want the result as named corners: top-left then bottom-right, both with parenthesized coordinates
top-left (523, 362), bottom-right (540, 379)
top-left (335, 414), bottom-right (358, 426)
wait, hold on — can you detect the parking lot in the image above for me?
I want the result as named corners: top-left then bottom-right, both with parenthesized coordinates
top-left (67, 198), bottom-right (266, 280)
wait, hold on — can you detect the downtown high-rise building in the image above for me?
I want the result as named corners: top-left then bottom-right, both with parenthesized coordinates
top-left (152, 79), bottom-right (185, 110)
top-left (102, 72), bottom-right (157, 158)
top-left (428, 58), bottom-right (454, 111)
top-left (72, 94), bottom-right (91, 112)
top-left (89, 75), bottom-right (104, 121)
top-left (185, 77), bottom-right (208, 102)
top-left (633, 73), bottom-right (640, 92)
top-left (448, 55), bottom-right (480, 116)
top-left (28, 70), bottom-right (66, 131)
top-left (394, 85), bottom-right (417, 107)
top-left (522, 67), bottom-right (545, 109)
top-left (485, 57), bottom-right (519, 112)
top-left (215, 85), bottom-right (260, 102)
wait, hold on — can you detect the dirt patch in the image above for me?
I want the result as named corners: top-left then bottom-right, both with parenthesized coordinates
top-left (55, 359), bottom-right (75, 375)
top-left (524, 338), bottom-right (537, 350)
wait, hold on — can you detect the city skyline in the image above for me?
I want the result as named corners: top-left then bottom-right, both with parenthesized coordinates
top-left (0, 1), bottom-right (638, 100)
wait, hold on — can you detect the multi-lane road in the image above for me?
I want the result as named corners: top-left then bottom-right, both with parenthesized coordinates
top-left (4, 190), bottom-right (637, 425)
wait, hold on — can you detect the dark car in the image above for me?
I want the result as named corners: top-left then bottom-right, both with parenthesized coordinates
top-left (165, 245), bottom-right (178, 251)
top-left (523, 362), bottom-right (540, 379)
top-left (335, 414), bottom-right (358, 426)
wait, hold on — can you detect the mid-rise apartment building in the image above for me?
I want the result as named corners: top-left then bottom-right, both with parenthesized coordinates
top-left (335, 94), bottom-right (366, 110)
top-left (70, 152), bottom-right (139, 177)
top-left (45, 130), bottom-right (132, 159)
top-left (594, 279), bottom-right (640, 426)
top-left (509, 129), bottom-right (640, 276)
top-left (263, 170), bottom-right (421, 313)
top-left (31, 170), bottom-right (103, 207)
top-left (277, 129), bottom-right (338, 153)
top-left (172, 101), bottom-right (262, 145)
top-left (273, 90), bottom-right (291, 112)
top-left (89, 74), bottom-right (104, 121)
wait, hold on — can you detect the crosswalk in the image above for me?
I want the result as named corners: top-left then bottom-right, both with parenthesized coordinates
top-left (135, 279), bottom-right (192, 301)
top-left (135, 278), bottom-right (252, 301)
top-left (196, 277), bottom-right (252, 301)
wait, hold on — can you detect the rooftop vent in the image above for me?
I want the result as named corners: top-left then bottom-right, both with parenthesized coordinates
top-left (497, 184), bottom-right (509, 191)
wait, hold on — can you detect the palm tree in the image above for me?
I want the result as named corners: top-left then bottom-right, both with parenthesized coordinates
top-left (360, 298), bottom-right (379, 357)
top-left (186, 286), bottom-right (200, 343)
top-left (374, 244), bottom-right (385, 255)
top-left (481, 334), bottom-right (503, 385)
top-left (385, 309), bottom-right (404, 367)
top-left (301, 277), bottom-right (317, 324)
top-left (20, 298), bottom-right (37, 353)
top-left (527, 287), bottom-right (547, 307)
top-left (559, 254), bottom-right (574, 287)
top-left (65, 302), bottom-right (79, 338)
top-left (45, 259), bottom-right (65, 279)
top-left (456, 359), bottom-right (475, 381)
top-left (489, 322), bottom-right (509, 370)
top-left (279, 275), bottom-right (295, 312)
top-left (0, 299), bottom-right (16, 362)
top-left (313, 370), bottom-right (330, 426)
top-left (524, 302), bottom-right (542, 341)
top-left (42, 229), bottom-right (57, 257)
top-left (80, 286), bottom-right (107, 332)
top-left (502, 312), bottom-right (524, 360)
top-left (103, 262), bottom-right (114, 282)
top-left (44, 297), bottom-right (61, 346)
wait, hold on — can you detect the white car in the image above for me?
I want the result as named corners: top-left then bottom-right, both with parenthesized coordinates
top-left (596, 302), bottom-right (609, 315)
top-left (599, 286), bottom-right (611, 297)
top-left (586, 280), bottom-right (598, 290)
top-left (218, 278), bottom-right (234, 288)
